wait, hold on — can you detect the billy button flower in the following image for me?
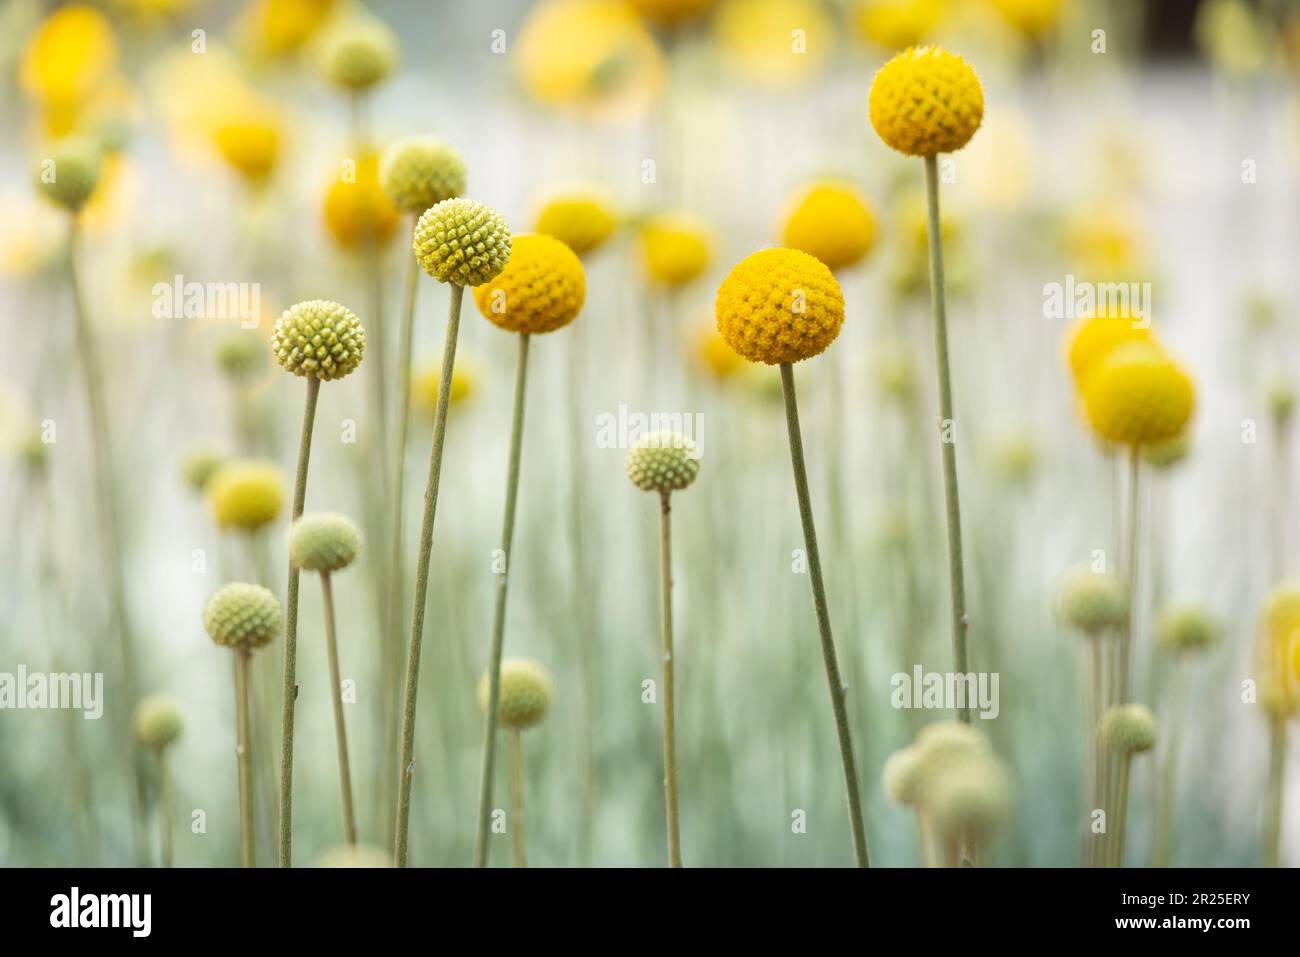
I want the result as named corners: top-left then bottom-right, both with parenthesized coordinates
top-left (1098, 703), bottom-right (1156, 867)
top-left (1064, 309), bottom-right (1156, 389)
top-left (133, 694), bottom-right (183, 867)
top-left (475, 658), bottom-right (554, 867)
top-left (1259, 582), bottom-right (1300, 866)
top-left (469, 233), bottom-right (583, 867)
top-left (394, 198), bottom-right (510, 867)
top-left (204, 582), bottom-right (283, 867)
top-left (627, 431), bottom-right (701, 867)
top-left (715, 247), bottom-right (870, 866)
top-left (534, 189), bottom-right (618, 257)
top-left (207, 458), bottom-right (284, 585)
top-left (638, 213), bottom-right (713, 375)
top-left (180, 447), bottom-right (225, 495)
top-left (854, 0), bottom-right (943, 51)
top-left (779, 180), bottom-right (878, 273)
top-left (269, 298), bottom-right (365, 867)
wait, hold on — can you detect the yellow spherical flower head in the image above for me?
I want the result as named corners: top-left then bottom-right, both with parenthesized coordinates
top-left (181, 446), bottom-right (225, 494)
top-left (869, 46), bottom-right (984, 157)
top-left (33, 136), bottom-right (103, 213)
top-left (715, 247), bottom-right (845, 365)
top-left (208, 459), bottom-right (285, 532)
top-left (134, 694), bottom-right (183, 750)
top-left (477, 658), bottom-right (554, 730)
top-left (323, 153), bottom-right (400, 249)
top-left (780, 180), bottom-right (878, 272)
top-left (271, 299), bottom-right (366, 380)
top-left (204, 582), bottom-right (282, 651)
top-left (534, 190), bottom-right (617, 256)
top-left (1064, 310), bottom-right (1156, 386)
top-left (289, 512), bottom-right (361, 574)
top-left (413, 355), bottom-right (479, 412)
top-left (627, 431), bottom-right (701, 494)
top-left (855, 0), bottom-right (943, 51)
top-left (473, 234), bottom-right (585, 335)
top-left (213, 103), bottom-right (281, 184)
top-left (715, 0), bottom-right (832, 88)
top-left (413, 198), bottom-right (512, 287)
top-left (378, 137), bottom-right (466, 214)
top-left (989, 0), bottom-right (1063, 39)
top-left (20, 5), bottom-right (117, 111)
top-left (693, 323), bottom-right (746, 380)
top-left (318, 18), bottom-right (398, 91)
top-left (640, 214), bottom-right (712, 287)
top-left (628, 0), bottom-right (715, 25)
top-left (1082, 341), bottom-right (1195, 447)
top-left (1262, 582), bottom-right (1300, 648)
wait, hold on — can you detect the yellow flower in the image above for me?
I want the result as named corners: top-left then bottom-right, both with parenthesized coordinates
top-left (1062, 203), bottom-right (1145, 279)
top-left (1081, 342), bottom-right (1195, 447)
top-left (869, 46), bottom-right (984, 157)
top-left (692, 323), bottom-right (746, 380)
top-left (534, 190), bottom-right (617, 256)
top-left (473, 234), bottom-right (585, 335)
top-left (1064, 311), bottom-right (1155, 385)
top-left (715, 0), bottom-right (832, 88)
top-left (986, 0), bottom-right (1063, 39)
top-left (20, 6), bottom-right (117, 113)
top-left (1263, 583), bottom-right (1300, 648)
top-left (640, 213), bottom-right (712, 287)
top-left (413, 355), bottom-right (479, 411)
top-left (854, 0), bottom-right (944, 50)
top-left (213, 102), bottom-right (282, 183)
top-left (322, 153), bottom-right (400, 249)
top-left (627, 0), bottom-right (715, 25)
top-left (237, 0), bottom-right (337, 60)
top-left (715, 247), bottom-right (844, 365)
top-left (780, 180), bottom-right (878, 272)
top-left (208, 459), bottom-right (286, 532)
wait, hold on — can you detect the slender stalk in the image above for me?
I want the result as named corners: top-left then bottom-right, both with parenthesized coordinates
top-left (658, 491), bottom-right (683, 867)
top-left (922, 155), bottom-right (972, 723)
top-left (473, 332), bottom-right (532, 867)
top-left (1152, 659), bottom-right (1189, 867)
top-left (1084, 639), bottom-right (1104, 866)
top-left (320, 572), bottom-right (358, 845)
top-left (235, 648), bottom-right (255, 868)
top-left (393, 284), bottom-right (465, 867)
top-left (509, 728), bottom-right (527, 868)
top-left (158, 748), bottom-right (174, 867)
top-left (278, 375), bottom-right (321, 867)
top-left (1120, 446), bottom-right (1141, 702)
top-left (1265, 716), bottom-right (1286, 867)
top-left (1111, 755), bottom-right (1131, 868)
top-left (778, 362), bottom-right (870, 867)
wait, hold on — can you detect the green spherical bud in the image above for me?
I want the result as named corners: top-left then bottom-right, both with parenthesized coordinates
top-left (134, 694), bottom-right (183, 750)
top-left (926, 754), bottom-right (1013, 838)
top-left (626, 431), bottom-right (701, 494)
top-left (271, 299), bottom-right (366, 380)
top-left (290, 512), bottom-right (362, 573)
top-left (477, 658), bottom-right (553, 730)
top-left (1054, 566), bottom-right (1127, 637)
top-left (1098, 703), bottom-right (1157, 754)
top-left (315, 843), bottom-right (391, 867)
top-left (991, 430), bottom-right (1040, 485)
top-left (379, 138), bottom-right (466, 213)
top-left (914, 720), bottom-right (991, 774)
top-left (320, 20), bottom-right (398, 91)
top-left (34, 136), bottom-right (103, 212)
top-left (180, 447), bottom-right (225, 494)
top-left (1268, 381), bottom-right (1296, 430)
top-left (203, 582), bottom-right (282, 651)
top-left (882, 745), bottom-right (925, 806)
top-left (1141, 430), bottom-right (1191, 469)
top-left (413, 198), bottom-right (511, 287)
top-left (1156, 604), bottom-right (1220, 654)
top-left (215, 332), bottom-right (267, 381)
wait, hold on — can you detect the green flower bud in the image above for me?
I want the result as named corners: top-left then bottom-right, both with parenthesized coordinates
top-left (379, 138), bottom-right (466, 213)
top-left (926, 753), bottom-right (1013, 838)
top-left (180, 447), bottom-right (225, 494)
top-left (215, 332), bottom-right (267, 381)
top-left (207, 459), bottom-right (284, 531)
top-left (477, 658), bottom-right (553, 730)
top-left (1156, 604), bottom-right (1220, 654)
top-left (203, 582), bottom-right (282, 651)
top-left (34, 136), bottom-right (103, 212)
top-left (626, 431), bottom-right (701, 494)
top-left (882, 745), bottom-right (925, 806)
top-left (1054, 566), bottom-right (1127, 637)
top-left (133, 694), bottom-right (183, 750)
top-left (289, 512), bottom-right (362, 573)
top-left (914, 720), bottom-right (991, 774)
top-left (271, 299), bottom-right (366, 381)
top-left (1141, 430), bottom-right (1191, 469)
top-left (320, 20), bottom-right (398, 91)
top-left (1268, 381), bottom-right (1296, 430)
top-left (413, 198), bottom-right (511, 287)
top-left (1098, 703), bottom-right (1157, 754)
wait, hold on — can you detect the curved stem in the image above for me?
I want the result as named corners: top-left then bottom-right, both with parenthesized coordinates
top-left (235, 648), bottom-right (255, 868)
top-left (509, 728), bottom-right (527, 868)
top-left (159, 748), bottom-right (174, 868)
top-left (393, 284), bottom-right (464, 867)
top-left (278, 375), bottom-right (320, 867)
top-left (1265, 716), bottom-right (1287, 867)
top-left (779, 363), bottom-right (870, 867)
top-left (321, 572), bottom-right (357, 845)
top-left (658, 491), bottom-right (682, 867)
top-left (473, 332), bottom-right (532, 867)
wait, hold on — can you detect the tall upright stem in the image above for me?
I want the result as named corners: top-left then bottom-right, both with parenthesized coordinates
top-left (320, 572), bottom-right (357, 845)
top-left (393, 284), bottom-right (464, 867)
top-left (1265, 716), bottom-right (1286, 867)
top-left (1111, 755), bottom-right (1131, 868)
top-left (1120, 447), bottom-right (1141, 702)
top-left (1152, 659), bottom-right (1189, 867)
top-left (658, 491), bottom-right (683, 867)
top-left (158, 748), bottom-right (174, 868)
top-left (1084, 639), bottom-right (1104, 866)
top-left (922, 155), bottom-right (972, 724)
top-left (779, 363), bottom-right (870, 867)
top-left (509, 728), bottom-right (527, 868)
top-left (473, 332), bottom-right (532, 867)
top-left (278, 375), bottom-right (320, 867)
top-left (236, 648), bottom-right (255, 868)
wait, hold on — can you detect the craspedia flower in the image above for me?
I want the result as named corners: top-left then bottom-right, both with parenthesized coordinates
top-left (213, 106), bottom-right (281, 183)
top-left (854, 0), bottom-right (943, 50)
top-left (315, 844), bottom-right (391, 867)
top-left (1082, 342), bottom-right (1195, 447)
top-left (1064, 311), bottom-right (1156, 386)
top-left (214, 331), bottom-right (266, 381)
top-left (1141, 430), bottom-right (1191, 469)
top-left (33, 135), bottom-right (103, 212)
top-left (472, 233), bottom-right (585, 335)
top-left (271, 299), bottom-right (366, 380)
top-left (378, 137), bottom-right (466, 214)
top-left (318, 18), bottom-right (398, 91)
top-left (1261, 582), bottom-right (1300, 647)
top-left (180, 446), bottom-right (225, 494)
top-left (208, 459), bottom-right (285, 531)
top-left (780, 180), bottom-right (878, 271)
top-left (1054, 566), bottom-right (1127, 636)
top-left (134, 694), bottom-right (183, 750)
top-left (322, 153), bottom-right (400, 249)
top-left (476, 658), bottom-right (554, 729)
top-left (988, 0), bottom-right (1063, 38)
top-left (627, 0), bottom-right (715, 25)
top-left (692, 324), bottom-right (746, 380)
top-left (869, 46), bottom-right (984, 157)
top-left (289, 512), bottom-right (362, 573)
top-left (1156, 604), bottom-right (1220, 654)
top-left (626, 431), bottom-right (701, 494)
top-left (413, 354), bottom-right (479, 411)
top-left (881, 745), bottom-right (925, 806)
top-left (640, 213), bottom-right (712, 287)
top-left (925, 753), bottom-right (1013, 838)
top-left (913, 719), bottom-right (990, 770)
top-left (203, 582), bottom-right (282, 650)
top-left (1099, 704), bottom-right (1157, 754)
top-left (413, 198), bottom-right (511, 287)
top-left (534, 190), bottom-right (617, 256)
top-left (715, 247), bottom-right (845, 365)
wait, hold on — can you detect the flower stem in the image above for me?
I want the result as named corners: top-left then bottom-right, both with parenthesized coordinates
top-left (473, 332), bottom-right (532, 867)
top-left (1111, 754), bottom-right (1131, 868)
top-left (658, 491), bottom-right (683, 867)
top-left (1085, 639), bottom-right (1104, 867)
top-left (393, 284), bottom-right (464, 867)
top-left (236, 647), bottom-right (255, 868)
top-left (320, 572), bottom-right (358, 845)
top-left (1120, 446), bottom-right (1141, 702)
top-left (778, 362), bottom-right (870, 867)
top-left (1152, 659), bottom-right (1189, 867)
top-left (278, 375), bottom-right (320, 867)
top-left (158, 748), bottom-right (174, 868)
top-left (509, 728), bottom-right (527, 868)
top-left (1265, 715), bottom-right (1287, 867)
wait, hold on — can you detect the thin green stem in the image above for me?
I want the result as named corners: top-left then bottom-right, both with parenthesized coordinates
top-left (1265, 716), bottom-right (1286, 867)
top-left (320, 572), bottom-right (358, 846)
top-left (158, 748), bottom-right (174, 868)
top-left (1111, 755), bottom-right (1131, 868)
top-left (393, 283), bottom-right (464, 867)
top-left (778, 362), bottom-right (870, 867)
top-left (1152, 659), bottom-right (1189, 867)
top-left (278, 375), bottom-right (320, 867)
top-left (236, 648), bottom-right (255, 868)
top-left (1120, 446), bottom-right (1141, 702)
top-left (1085, 639), bottom-right (1103, 866)
top-left (473, 332), bottom-right (532, 867)
top-left (509, 728), bottom-right (527, 868)
top-left (658, 491), bottom-right (683, 867)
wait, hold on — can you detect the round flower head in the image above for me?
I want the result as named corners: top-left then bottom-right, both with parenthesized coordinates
top-left (204, 582), bottom-right (282, 650)
top-left (1269, 382), bottom-right (1297, 429)
top-left (133, 694), bottom-right (183, 750)
top-left (1054, 566), bottom-right (1127, 636)
top-left (181, 447), bottom-right (225, 494)
top-left (1098, 703), bottom-right (1157, 754)
top-left (477, 658), bottom-right (554, 730)
top-left (991, 430), bottom-right (1040, 486)
top-left (693, 324), bottom-right (746, 380)
top-left (715, 247), bottom-right (845, 364)
top-left (214, 331), bottom-right (266, 381)
top-left (413, 198), bottom-right (512, 287)
top-left (473, 233), bottom-right (585, 334)
top-left (1141, 430), bottom-right (1191, 469)
top-left (534, 190), bottom-right (617, 256)
top-left (855, 0), bottom-right (943, 50)
top-left (627, 0), bottom-right (715, 25)
top-left (780, 180), bottom-right (878, 272)
top-left (989, 0), bottom-right (1064, 38)
top-left (413, 354), bottom-right (479, 411)
top-left (1261, 582), bottom-right (1300, 647)
top-left (1064, 311), bottom-right (1155, 386)
top-left (640, 214), bottom-right (712, 287)
top-left (34, 135), bottom-right (103, 212)
top-left (271, 299), bottom-right (366, 380)
top-left (1156, 604), bottom-right (1220, 654)
top-left (315, 843), bottom-right (391, 867)
top-left (914, 719), bottom-right (990, 771)
top-left (213, 103), bottom-right (281, 183)
top-left (378, 137), bottom-right (466, 214)
top-left (1082, 341), bottom-right (1195, 447)
top-left (319, 19), bottom-right (398, 91)
top-left (869, 46), bottom-right (984, 157)
top-left (627, 431), bottom-right (701, 494)
top-left (208, 459), bottom-right (285, 532)
top-left (289, 512), bottom-right (362, 573)
top-left (926, 753), bottom-right (1013, 838)
top-left (322, 153), bottom-right (400, 249)
top-left (881, 745), bottom-right (925, 806)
